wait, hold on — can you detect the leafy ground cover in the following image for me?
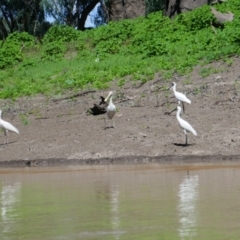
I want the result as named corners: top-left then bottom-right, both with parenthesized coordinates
top-left (0, 0), bottom-right (240, 99)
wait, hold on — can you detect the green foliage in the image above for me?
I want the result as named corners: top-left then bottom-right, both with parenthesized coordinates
top-left (0, 32), bottom-right (34, 69)
top-left (41, 25), bottom-right (90, 60)
top-left (41, 41), bottom-right (66, 60)
top-left (43, 25), bottom-right (80, 43)
top-left (6, 32), bottom-right (35, 46)
top-left (0, 45), bottom-right (22, 69)
top-left (93, 19), bottom-right (135, 54)
top-left (1, 1), bottom-right (240, 99)
top-left (118, 79), bottom-right (125, 87)
top-left (176, 5), bottom-right (215, 31)
top-left (215, 0), bottom-right (240, 15)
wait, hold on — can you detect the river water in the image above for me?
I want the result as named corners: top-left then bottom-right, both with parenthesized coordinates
top-left (0, 162), bottom-right (240, 240)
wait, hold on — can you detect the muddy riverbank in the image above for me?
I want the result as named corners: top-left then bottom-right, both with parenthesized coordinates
top-left (0, 57), bottom-right (240, 166)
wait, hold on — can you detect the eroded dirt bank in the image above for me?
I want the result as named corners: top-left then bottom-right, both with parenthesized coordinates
top-left (1, 155), bottom-right (240, 168)
top-left (0, 58), bottom-right (240, 166)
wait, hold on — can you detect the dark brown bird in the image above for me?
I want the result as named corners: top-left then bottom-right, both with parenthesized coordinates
top-left (99, 96), bottom-right (107, 106)
top-left (88, 96), bottom-right (108, 115)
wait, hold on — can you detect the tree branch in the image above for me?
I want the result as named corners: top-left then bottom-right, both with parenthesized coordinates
top-left (77, 0), bottom-right (100, 30)
top-left (0, 5), bottom-right (12, 32)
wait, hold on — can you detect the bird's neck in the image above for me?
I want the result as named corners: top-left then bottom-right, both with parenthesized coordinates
top-left (176, 109), bottom-right (181, 119)
top-left (109, 95), bottom-right (113, 105)
top-left (173, 84), bottom-right (176, 92)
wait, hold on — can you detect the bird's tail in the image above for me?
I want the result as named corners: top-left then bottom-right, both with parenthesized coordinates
top-left (192, 128), bottom-right (197, 136)
top-left (13, 127), bottom-right (19, 134)
top-left (8, 124), bottom-right (19, 134)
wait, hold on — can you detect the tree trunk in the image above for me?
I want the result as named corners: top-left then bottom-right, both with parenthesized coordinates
top-left (211, 7), bottom-right (234, 25)
top-left (0, 20), bottom-right (8, 40)
top-left (77, 0), bottom-right (100, 30)
top-left (165, 0), bottom-right (208, 18)
top-left (108, 0), bottom-right (145, 21)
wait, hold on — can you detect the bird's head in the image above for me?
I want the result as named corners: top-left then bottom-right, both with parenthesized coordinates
top-left (168, 82), bottom-right (175, 90)
top-left (99, 96), bottom-right (106, 105)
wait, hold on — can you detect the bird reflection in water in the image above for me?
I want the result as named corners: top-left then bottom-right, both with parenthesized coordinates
top-left (1, 182), bottom-right (21, 233)
top-left (110, 184), bottom-right (121, 240)
top-left (177, 173), bottom-right (199, 240)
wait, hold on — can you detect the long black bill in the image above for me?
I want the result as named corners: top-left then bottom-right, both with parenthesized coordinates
top-left (182, 102), bottom-right (185, 114)
top-left (165, 107), bottom-right (177, 115)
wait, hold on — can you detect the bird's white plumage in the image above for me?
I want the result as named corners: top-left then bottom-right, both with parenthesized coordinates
top-left (176, 106), bottom-right (197, 136)
top-left (0, 110), bottom-right (19, 145)
top-left (106, 94), bottom-right (116, 119)
top-left (171, 82), bottom-right (191, 104)
top-left (104, 91), bottom-right (116, 128)
top-left (0, 120), bottom-right (19, 134)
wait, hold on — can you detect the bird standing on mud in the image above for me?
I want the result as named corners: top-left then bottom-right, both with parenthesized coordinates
top-left (0, 110), bottom-right (19, 145)
top-left (168, 82), bottom-right (191, 114)
top-left (89, 96), bottom-right (108, 115)
top-left (104, 91), bottom-right (116, 129)
top-left (176, 106), bottom-right (197, 146)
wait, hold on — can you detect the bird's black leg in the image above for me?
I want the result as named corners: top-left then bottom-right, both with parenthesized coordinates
top-left (4, 130), bottom-right (7, 145)
top-left (185, 134), bottom-right (188, 146)
top-left (182, 102), bottom-right (185, 114)
top-left (104, 118), bottom-right (108, 130)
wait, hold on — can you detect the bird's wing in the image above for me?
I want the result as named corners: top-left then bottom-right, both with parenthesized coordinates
top-left (107, 104), bottom-right (116, 111)
top-left (180, 119), bottom-right (197, 136)
top-left (107, 104), bottom-right (116, 119)
top-left (1, 120), bottom-right (19, 134)
top-left (176, 92), bottom-right (191, 104)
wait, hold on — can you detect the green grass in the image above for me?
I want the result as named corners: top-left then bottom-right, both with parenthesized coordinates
top-left (0, 0), bottom-right (240, 99)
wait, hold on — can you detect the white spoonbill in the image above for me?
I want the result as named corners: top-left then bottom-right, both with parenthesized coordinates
top-left (104, 91), bottom-right (116, 129)
top-left (176, 106), bottom-right (197, 146)
top-left (169, 82), bottom-right (191, 113)
top-left (0, 110), bottom-right (19, 145)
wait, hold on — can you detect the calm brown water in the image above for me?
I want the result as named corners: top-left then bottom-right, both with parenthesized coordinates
top-left (1, 163), bottom-right (240, 240)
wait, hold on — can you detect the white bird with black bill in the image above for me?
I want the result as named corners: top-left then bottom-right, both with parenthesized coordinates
top-left (176, 106), bottom-right (197, 146)
top-left (0, 110), bottom-right (19, 145)
top-left (104, 91), bottom-right (116, 129)
top-left (168, 82), bottom-right (191, 114)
